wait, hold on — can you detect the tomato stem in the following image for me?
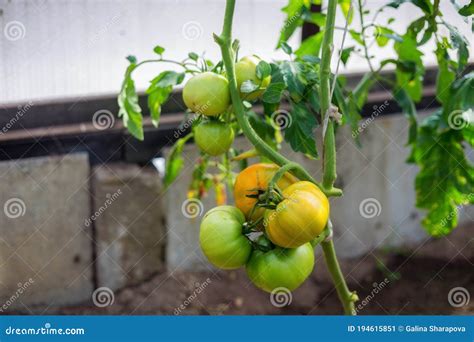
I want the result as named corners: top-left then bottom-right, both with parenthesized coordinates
top-left (319, 0), bottom-right (358, 315)
top-left (217, 0), bottom-right (356, 315)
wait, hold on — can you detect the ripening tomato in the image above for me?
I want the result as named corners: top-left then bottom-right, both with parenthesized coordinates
top-left (246, 242), bottom-right (314, 292)
top-left (183, 72), bottom-right (230, 116)
top-left (235, 55), bottom-right (271, 101)
top-left (194, 121), bottom-right (234, 156)
top-left (264, 181), bottom-right (329, 248)
top-left (233, 163), bottom-right (298, 221)
top-left (199, 206), bottom-right (251, 269)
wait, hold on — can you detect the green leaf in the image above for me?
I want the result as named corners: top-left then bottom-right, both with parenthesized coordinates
top-left (262, 82), bottom-right (286, 104)
top-left (164, 135), bottom-right (190, 186)
top-left (281, 42), bottom-right (293, 55)
top-left (435, 43), bottom-right (456, 105)
top-left (284, 103), bottom-right (318, 158)
top-left (393, 88), bottom-right (417, 144)
top-left (340, 46), bottom-right (355, 65)
top-left (295, 31), bottom-right (324, 57)
top-left (126, 55), bottom-right (137, 64)
top-left (394, 34), bottom-right (424, 102)
top-left (188, 52), bottom-right (199, 61)
top-left (247, 111), bottom-right (278, 150)
top-left (279, 61), bottom-right (305, 102)
top-left (444, 23), bottom-right (470, 72)
top-left (277, 0), bottom-right (309, 47)
top-left (459, 0), bottom-right (474, 15)
top-left (118, 63), bottom-right (143, 140)
top-left (386, 0), bottom-right (433, 14)
top-left (148, 71), bottom-right (185, 90)
top-left (349, 30), bottom-right (364, 45)
top-left (256, 61), bottom-right (272, 80)
top-left (241, 80), bottom-right (260, 93)
top-left (412, 115), bottom-right (474, 236)
top-left (153, 45), bottom-right (165, 55)
top-left (146, 71), bottom-right (185, 127)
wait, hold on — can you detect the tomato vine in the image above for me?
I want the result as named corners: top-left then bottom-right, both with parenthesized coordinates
top-left (117, 0), bottom-right (473, 315)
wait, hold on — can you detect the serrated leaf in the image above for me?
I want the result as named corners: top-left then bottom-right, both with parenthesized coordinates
top-left (262, 82), bottom-right (286, 104)
top-left (284, 103), bottom-right (318, 158)
top-left (412, 115), bottom-right (474, 236)
top-left (393, 88), bottom-right (417, 144)
top-left (256, 61), bottom-right (271, 80)
top-left (435, 43), bottom-right (456, 105)
top-left (296, 31), bottom-right (324, 57)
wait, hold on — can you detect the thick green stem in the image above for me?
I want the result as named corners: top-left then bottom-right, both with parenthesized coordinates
top-left (268, 162), bottom-right (300, 191)
top-left (215, 0), bottom-right (329, 194)
top-left (319, 0), bottom-right (338, 192)
top-left (321, 239), bottom-right (358, 315)
top-left (318, 0), bottom-right (358, 315)
top-left (217, 0), bottom-right (355, 315)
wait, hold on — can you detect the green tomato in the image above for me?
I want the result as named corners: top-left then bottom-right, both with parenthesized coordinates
top-left (194, 121), bottom-right (234, 156)
top-left (235, 55), bottom-right (271, 101)
top-left (246, 243), bottom-right (314, 292)
top-left (183, 72), bottom-right (230, 116)
top-left (200, 206), bottom-right (252, 269)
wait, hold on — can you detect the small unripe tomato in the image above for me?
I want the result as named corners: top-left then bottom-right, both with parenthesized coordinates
top-left (235, 55), bottom-right (271, 101)
top-left (246, 242), bottom-right (314, 293)
top-left (233, 163), bottom-right (298, 221)
top-left (264, 181), bottom-right (329, 248)
top-left (199, 206), bottom-right (252, 269)
top-left (194, 121), bottom-right (234, 156)
top-left (183, 72), bottom-right (230, 116)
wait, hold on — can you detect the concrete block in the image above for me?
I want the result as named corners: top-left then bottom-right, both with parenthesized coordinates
top-left (0, 153), bottom-right (93, 311)
top-left (92, 163), bottom-right (166, 290)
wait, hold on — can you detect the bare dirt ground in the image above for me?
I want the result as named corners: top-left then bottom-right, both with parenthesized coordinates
top-left (51, 224), bottom-right (474, 315)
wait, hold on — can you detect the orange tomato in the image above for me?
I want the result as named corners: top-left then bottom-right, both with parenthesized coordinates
top-left (233, 163), bottom-right (298, 221)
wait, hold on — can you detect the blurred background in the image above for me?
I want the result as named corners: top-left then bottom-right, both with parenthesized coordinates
top-left (0, 0), bottom-right (472, 315)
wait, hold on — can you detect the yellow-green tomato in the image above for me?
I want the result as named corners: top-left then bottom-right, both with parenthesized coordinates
top-left (265, 181), bottom-right (329, 248)
top-left (246, 242), bottom-right (314, 293)
top-left (183, 72), bottom-right (230, 116)
top-left (235, 55), bottom-right (271, 101)
top-left (199, 206), bottom-right (251, 269)
top-left (194, 121), bottom-right (234, 156)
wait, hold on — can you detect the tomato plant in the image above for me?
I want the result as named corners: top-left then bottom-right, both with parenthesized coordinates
top-left (117, 0), bottom-right (473, 315)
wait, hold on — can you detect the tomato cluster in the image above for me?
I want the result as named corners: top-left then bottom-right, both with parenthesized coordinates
top-left (182, 56), bottom-right (270, 156)
top-left (200, 163), bottom-right (330, 293)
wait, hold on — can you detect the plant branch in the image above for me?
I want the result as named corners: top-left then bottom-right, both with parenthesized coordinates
top-left (319, 0), bottom-right (358, 315)
top-left (215, 0), bottom-right (333, 195)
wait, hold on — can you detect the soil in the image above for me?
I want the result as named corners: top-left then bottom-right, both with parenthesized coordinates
top-left (44, 224), bottom-right (474, 315)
